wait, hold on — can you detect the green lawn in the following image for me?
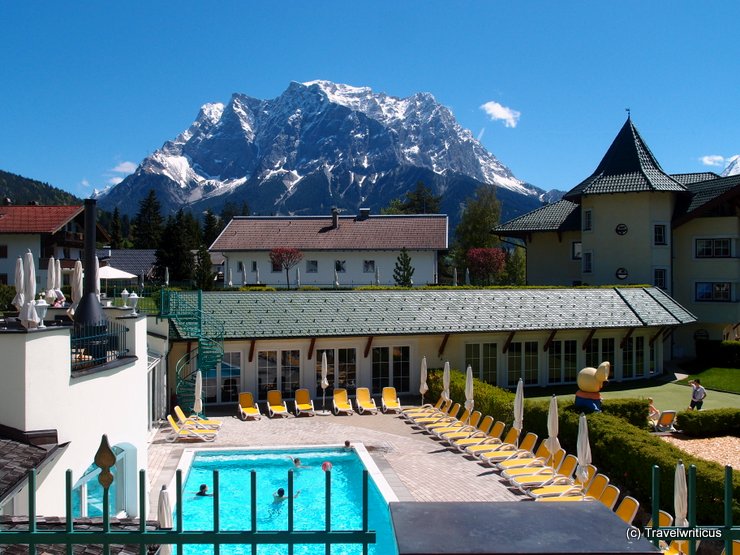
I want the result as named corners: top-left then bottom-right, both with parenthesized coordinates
top-left (675, 367), bottom-right (740, 394)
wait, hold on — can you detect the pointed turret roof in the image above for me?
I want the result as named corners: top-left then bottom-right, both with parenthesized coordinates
top-left (564, 118), bottom-right (687, 200)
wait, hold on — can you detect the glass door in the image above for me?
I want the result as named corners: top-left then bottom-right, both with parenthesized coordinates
top-left (203, 351), bottom-right (242, 404)
top-left (258, 349), bottom-right (300, 400)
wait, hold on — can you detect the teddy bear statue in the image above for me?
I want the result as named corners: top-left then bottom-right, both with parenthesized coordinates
top-left (574, 361), bottom-right (610, 412)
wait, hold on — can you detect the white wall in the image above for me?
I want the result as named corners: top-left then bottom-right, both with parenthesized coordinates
top-left (0, 313), bottom-right (150, 517)
top-left (224, 250), bottom-right (438, 288)
top-left (0, 234), bottom-right (41, 287)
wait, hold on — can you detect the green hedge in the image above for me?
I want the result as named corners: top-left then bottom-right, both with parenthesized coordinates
top-left (0, 283), bottom-right (15, 312)
top-left (424, 369), bottom-right (739, 524)
top-left (676, 409), bottom-right (740, 438)
top-left (719, 341), bottom-right (740, 366)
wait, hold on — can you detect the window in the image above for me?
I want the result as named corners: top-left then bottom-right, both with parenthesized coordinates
top-left (586, 337), bottom-right (615, 369)
top-left (372, 346), bottom-right (410, 392)
top-left (237, 261), bottom-right (244, 272)
top-left (335, 260), bottom-right (346, 273)
top-left (622, 336), bottom-right (645, 379)
top-left (306, 260), bottom-right (318, 273)
top-left (571, 242), bottom-right (582, 260)
top-left (316, 348), bottom-right (356, 394)
top-left (507, 341), bottom-right (538, 386)
top-left (465, 343), bottom-right (497, 384)
top-left (271, 260), bottom-right (281, 272)
top-left (696, 238), bottom-right (731, 258)
top-left (653, 224), bottom-right (667, 246)
top-left (548, 340), bottom-right (577, 384)
top-left (582, 252), bottom-right (593, 274)
top-left (363, 260), bottom-right (375, 273)
top-left (696, 282), bottom-right (731, 302)
top-left (257, 350), bottom-right (300, 400)
top-left (583, 210), bottom-right (592, 231)
top-left (251, 261), bottom-right (257, 272)
top-left (0, 245), bottom-right (7, 258)
top-left (654, 268), bottom-right (667, 290)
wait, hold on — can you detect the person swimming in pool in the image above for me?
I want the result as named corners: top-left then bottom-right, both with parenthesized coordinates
top-left (196, 484), bottom-right (212, 496)
top-left (273, 487), bottom-right (301, 502)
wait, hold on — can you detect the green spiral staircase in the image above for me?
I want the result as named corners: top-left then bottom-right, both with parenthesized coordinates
top-left (160, 289), bottom-right (225, 416)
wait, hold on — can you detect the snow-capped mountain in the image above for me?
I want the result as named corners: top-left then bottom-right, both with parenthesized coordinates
top-left (721, 155), bottom-right (740, 176)
top-left (98, 81), bottom-right (552, 224)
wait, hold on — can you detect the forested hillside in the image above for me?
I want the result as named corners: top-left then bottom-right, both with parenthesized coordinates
top-left (0, 170), bottom-right (80, 205)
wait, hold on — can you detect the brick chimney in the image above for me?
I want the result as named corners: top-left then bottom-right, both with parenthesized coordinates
top-left (331, 207), bottom-right (339, 229)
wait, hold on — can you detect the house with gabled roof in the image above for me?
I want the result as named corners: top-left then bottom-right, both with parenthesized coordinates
top-left (209, 208), bottom-right (447, 287)
top-left (0, 204), bottom-right (109, 288)
top-left (164, 287), bottom-right (694, 406)
top-left (495, 117), bottom-right (739, 358)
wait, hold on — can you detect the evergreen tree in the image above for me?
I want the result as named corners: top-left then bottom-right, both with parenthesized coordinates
top-left (203, 210), bottom-right (221, 246)
top-left (155, 210), bottom-right (199, 282)
top-left (193, 242), bottom-right (215, 291)
top-left (504, 246), bottom-right (526, 285)
top-left (221, 200), bottom-right (250, 227)
top-left (393, 247), bottom-right (415, 287)
top-left (110, 208), bottom-right (123, 249)
top-left (381, 181), bottom-right (442, 215)
top-left (452, 183), bottom-right (501, 268)
top-left (132, 190), bottom-right (164, 249)
top-left (380, 198), bottom-right (405, 215)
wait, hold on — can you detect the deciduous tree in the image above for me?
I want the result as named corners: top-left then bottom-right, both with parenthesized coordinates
top-left (453, 183), bottom-right (501, 268)
top-left (269, 247), bottom-right (303, 289)
top-left (466, 247), bottom-right (507, 285)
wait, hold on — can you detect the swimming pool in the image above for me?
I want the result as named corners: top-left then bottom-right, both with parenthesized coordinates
top-left (175, 445), bottom-right (399, 555)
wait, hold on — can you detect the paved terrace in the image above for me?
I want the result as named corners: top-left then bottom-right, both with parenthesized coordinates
top-left (147, 411), bottom-right (521, 518)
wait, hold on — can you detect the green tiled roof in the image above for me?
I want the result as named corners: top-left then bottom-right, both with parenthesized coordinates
top-left (564, 119), bottom-right (686, 200)
top-left (169, 288), bottom-right (695, 341)
top-left (494, 200), bottom-right (580, 234)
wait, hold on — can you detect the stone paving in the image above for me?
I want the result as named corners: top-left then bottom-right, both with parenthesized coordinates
top-left (147, 410), bottom-right (523, 517)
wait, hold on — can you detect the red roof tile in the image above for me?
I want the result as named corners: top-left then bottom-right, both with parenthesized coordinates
top-left (0, 205), bottom-right (83, 234)
top-left (211, 215), bottom-right (448, 251)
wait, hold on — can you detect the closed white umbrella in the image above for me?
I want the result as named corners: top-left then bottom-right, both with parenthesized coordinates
top-left (12, 256), bottom-right (24, 312)
top-left (442, 361), bottom-right (451, 402)
top-left (465, 267), bottom-right (470, 286)
top-left (242, 267), bottom-right (247, 286)
top-left (464, 365), bottom-right (475, 422)
top-left (94, 256), bottom-right (100, 301)
top-left (419, 356), bottom-right (428, 405)
top-left (374, 266), bottom-right (380, 286)
top-left (164, 266), bottom-right (170, 287)
top-left (452, 267), bottom-right (458, 286)
top-left (67, 260), bottom-right (83, 316)
top-left (255, 266), bottom-right (260, 284)
top-left (513, 378), bottom-right (524, 446)
top-left (157, 484), bottom-right (173, 555)
top-left (45, 256), bottom-right (56, 304)
top-left (320, 351), bottom-right (330, 413)
top-left (334, 269), bottom-right (339, 288)
top-left (674, 461), bottom-right (688, 527)
top-left (54, 258), bottom-right (64, 302)
top-left (228, 268), bottom-right (233, 288)
top-left (544, 395), bottom-right (561, 463)
top-left (295, 267), bottom-right (300, 288)
top-left (575, 413), bottom-right (592, 483)
top-left (193, 370), bottom-right (203, 415)
top-left (20, 250), bottom-right (40, 329)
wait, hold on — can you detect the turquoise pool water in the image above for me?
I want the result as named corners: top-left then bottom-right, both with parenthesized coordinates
top-left (180, 447), bottom-right (399, 555)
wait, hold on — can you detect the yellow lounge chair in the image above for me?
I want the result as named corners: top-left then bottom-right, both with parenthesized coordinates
top-left (436, 411), bottom-right (483, 440)
top-left (381, 387), bottom-right (402, 413)
top-left (452, 419), bottom-right (503, 451)
top-left (598, 484), bottom-right (621, 510)
top-left (294, 388), bottom-right (316, 416)
top-left (166, 415), bottom-right (217, 442)
top-left (501, 448), bottom-right (567, 480)
top-left (465, 427), bottom-right (520, 456)
top-left (355, 387), bottom-right (378, 414)
top-left (508, 454), bottom-right (578, 492)
top-left (646, 510), bottom-right (673, 528)
top-left (174, 405), bottom-right (222, 429)
top-left (423, 407), bottom-right (470, 432)
top-left (497, 441), bottom-right (551, 472)
top-left (401, 397), bottom-right (445, 418)
top-left (652, 410), bottom-right (677, 432)
top-left (332, 388), bottom-right (354, 415)
top-left (480, 432), bottom-right (538, 466)
top-left (535, 473), bottom-right (610, 503)
top-left (413, 402), bottom-right (461, 426)
top-left (267, 390), bottom-right (290, 418)
top-left (526, 464), bottom-right (596, 499)
top-left (404, 398), bottom-right (451, 421)
top-left (238, 392), bottom-right (262, 420)
top-left (614, 496), bottom-right (640, 525)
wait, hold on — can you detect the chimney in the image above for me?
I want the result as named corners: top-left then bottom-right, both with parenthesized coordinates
top-left (74, 199), bottom-right (106, 327)
top-left (358, 208), bottom-right (370, 221)
top-left (331, 207), bottom-right (339, 229)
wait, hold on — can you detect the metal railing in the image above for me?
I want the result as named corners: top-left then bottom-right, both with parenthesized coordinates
top-left (0, 435), bottom-right (376, 554)
top-left (71, 319), bottom-right (129, 371)
top-left (648, 464), bottom-right (738, 555)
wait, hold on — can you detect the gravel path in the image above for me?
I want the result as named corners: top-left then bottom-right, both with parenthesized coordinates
top-left (660, 435), bottom-right (740, 468)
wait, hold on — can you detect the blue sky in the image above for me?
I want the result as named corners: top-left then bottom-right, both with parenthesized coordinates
top-left (1, 1), bottom-right (738, 198)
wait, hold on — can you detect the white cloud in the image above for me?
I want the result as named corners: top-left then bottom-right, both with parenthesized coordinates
top-left (107, 177), bottom-right (124, 185)
top-left (700, 155), bottom-right (726, 167)
top-left (111, 161), bottom-right (138, 173)
top-left (80, 179), bottom-right (90, 187)
top-left (480, 101), bottom-right (521, 128)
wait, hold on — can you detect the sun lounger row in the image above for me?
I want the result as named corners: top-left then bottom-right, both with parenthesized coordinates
top-left (237, 386), bottom-right (403, 419)
top-left (401, 397), bottom-right (644, 525)
top-left (165, 405), bottom-right (224, 442)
